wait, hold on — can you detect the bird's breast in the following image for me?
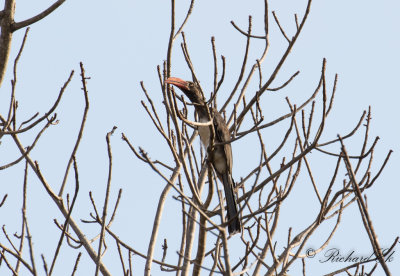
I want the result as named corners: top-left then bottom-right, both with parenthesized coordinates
top-left (198, 117), bottom-right (210, 148)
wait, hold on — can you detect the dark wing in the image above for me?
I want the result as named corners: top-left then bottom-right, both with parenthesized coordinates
top-left (212, 108), bottom-right (233, 174)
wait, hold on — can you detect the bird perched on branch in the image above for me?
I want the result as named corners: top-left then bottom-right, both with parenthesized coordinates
top-left (166, 77), bottom-right (241, 234)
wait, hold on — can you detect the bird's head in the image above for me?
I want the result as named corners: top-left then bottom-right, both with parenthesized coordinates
top-left (165, 77), bottom-right (204, 105)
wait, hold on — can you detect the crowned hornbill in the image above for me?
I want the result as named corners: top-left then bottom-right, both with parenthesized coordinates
top-left (166, 77), bottom-right (241, 234)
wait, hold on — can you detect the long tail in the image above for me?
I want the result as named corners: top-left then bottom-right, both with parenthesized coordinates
top-left (222, 173), bottom-right (241, 234)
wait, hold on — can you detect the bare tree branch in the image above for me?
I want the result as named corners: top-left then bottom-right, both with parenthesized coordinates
top-left (11, 0), bottom-right (66, 31)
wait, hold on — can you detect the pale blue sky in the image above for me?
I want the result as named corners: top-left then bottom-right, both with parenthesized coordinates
top-left (1, 0), bottom-right (399, 275)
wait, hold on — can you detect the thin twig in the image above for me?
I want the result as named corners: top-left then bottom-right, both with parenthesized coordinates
top-left (272, 11), bottom-right (290, 43)
top-left (95, 127), bottom-right (117, 276)
top-left (70, 252), bottom-right (82, 276)
top-left (59, 62), bottom-right (90, 196)
top-left (1, 70), bottom-right (74, 135)
top-left (49, 157), bottom-right (80, 275)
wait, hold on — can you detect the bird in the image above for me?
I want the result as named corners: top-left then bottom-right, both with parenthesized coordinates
top-left (165, 77), bottom-right (241, 234)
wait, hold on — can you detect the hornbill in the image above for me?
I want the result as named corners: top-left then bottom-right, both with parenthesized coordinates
top-left (166, 77), bottom-right (241, 234)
